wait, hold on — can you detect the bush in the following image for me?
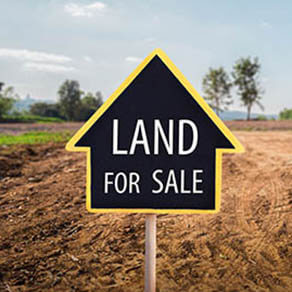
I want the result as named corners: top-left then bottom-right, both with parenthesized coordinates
top-left (256, 115), bottom-right (268, 121)
top-left (2, 114), bottom-right (63, 123)
top-left (30, 102), bottom-right (63, 119)
top-left (279, 108), bottom-right (292, 120)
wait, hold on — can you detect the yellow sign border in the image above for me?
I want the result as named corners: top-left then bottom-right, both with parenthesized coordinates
top-left (66, 48), bottom-right (244, 214)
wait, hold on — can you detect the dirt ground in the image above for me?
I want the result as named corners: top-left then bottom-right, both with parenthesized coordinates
top-left (0, 131), bottom-right (291, 292)
top-left (1, 120), bottom-right (292, 135)
top-left (0, 122), bottom-right (82, 135)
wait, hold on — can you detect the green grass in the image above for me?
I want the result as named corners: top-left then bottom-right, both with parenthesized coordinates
top-left (0, 131), bottom-right (72, 145)
top-left (1, 114), bottom-right (64, 123)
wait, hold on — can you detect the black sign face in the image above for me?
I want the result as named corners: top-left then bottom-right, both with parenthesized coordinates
top-left (66, 49), bottom-right (243, 214)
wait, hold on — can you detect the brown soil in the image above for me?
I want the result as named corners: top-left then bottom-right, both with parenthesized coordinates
top-left (1, 120), bottom-right (292, 135)
top-left (225, 120), bottom-right (292, 131)
top-left (0, 122), bottom-right (82, 135)
top-left (0, 132), bottom-right (291, 291)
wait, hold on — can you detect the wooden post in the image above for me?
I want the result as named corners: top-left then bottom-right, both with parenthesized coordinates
top-left (144, 214), bottom-right (157, 292)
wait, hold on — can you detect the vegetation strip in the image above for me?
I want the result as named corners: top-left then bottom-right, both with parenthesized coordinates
top-left (0, 131), bottom-right (72, 145)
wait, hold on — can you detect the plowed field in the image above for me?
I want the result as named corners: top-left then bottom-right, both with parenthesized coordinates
top-left (0, 131), bottom-right (291, 291)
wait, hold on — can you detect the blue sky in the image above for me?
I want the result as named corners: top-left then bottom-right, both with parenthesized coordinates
top-left (0, 0), bottom-right (291, 114)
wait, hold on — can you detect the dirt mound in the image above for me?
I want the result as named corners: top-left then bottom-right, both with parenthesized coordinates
top-left (0, 144), bottom-right (64, 179)
top-left (0, 132), bottom-right (292, 291)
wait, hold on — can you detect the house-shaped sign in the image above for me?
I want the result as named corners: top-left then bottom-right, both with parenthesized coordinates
top-left (66, 49), bottom-right (244, 214)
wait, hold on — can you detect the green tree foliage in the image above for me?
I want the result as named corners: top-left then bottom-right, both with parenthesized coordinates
top-left (0, 83), bottom-right (18, 119)
top-left (77, 91), bottom-right (103, 121)
top-left (202, 67), bottom-right (232, 115)
top-left (29, 81), bottom-right (104, 121)
top-left (1, 80), bottom-right (104, 122)
top-left (232, 57), bottom-right (264, 120)
top-left (30, 102), bottom-right (63, 118)
top-left (82, 91), bottom-right (103, 108)
top-left (279, 108), bottom-right (292, 120)
top-left (256, 114), bottom-right (268, 121)
top-left (57, 80), bottom-right (103, 121)
top-left (58, 80), bottom-right (82, 121)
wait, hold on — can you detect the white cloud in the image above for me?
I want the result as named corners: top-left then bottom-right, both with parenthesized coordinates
top-left (64, 2), bottom-right (106, 18)
top-left (0, 48), bottom-right (71, 63)
top-left (125, 56), bottom-right (143, 63)
top-left (23, 62), bottom-right (76, 73)
top-left (84, 56), bottom-right (93, 62)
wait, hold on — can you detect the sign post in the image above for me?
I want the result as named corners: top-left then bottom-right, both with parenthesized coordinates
top-left (66, 48), bottom-right (244, 290)
top-left (145, 214), bottom-right (157, 292)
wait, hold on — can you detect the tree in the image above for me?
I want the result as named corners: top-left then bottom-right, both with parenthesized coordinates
top-left (279, 108), bottom-right (292, 120)
top-left (82, 91), bottom-right (103, 108)
top-left (0, 84), bottom-right (18, 119)
top-left (77, 91), bottom-right (103, 121)
top-left (95, 91), bottom-right (103, 106)
top-left (58, 80), bottom-right (82, 121)
top-left (232, 57), bottom-right (264, 120)
top-left (30, 102), bottom-right (63, 118)
top-left (202, 67), bottom-right (232, 115)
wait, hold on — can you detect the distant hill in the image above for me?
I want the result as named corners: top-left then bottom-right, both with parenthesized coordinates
top-left (219, 110), bottom-right (278, 121)
top-left (13, 96), bottom-right (55, 112)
